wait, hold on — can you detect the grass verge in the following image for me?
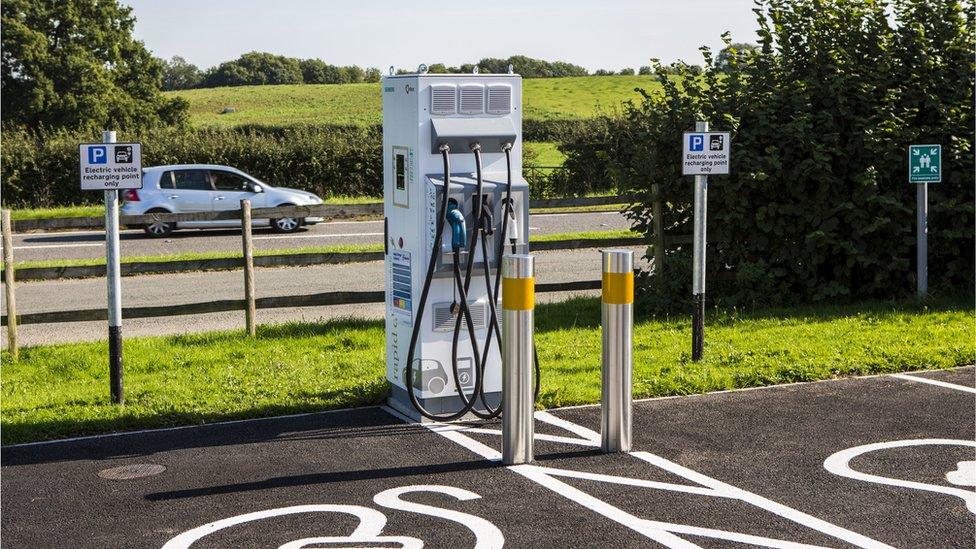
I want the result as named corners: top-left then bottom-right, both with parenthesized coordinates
top-left (7, 230), bottom-right (639, 271)
top-left (1, 296), bottom-right (971, 444)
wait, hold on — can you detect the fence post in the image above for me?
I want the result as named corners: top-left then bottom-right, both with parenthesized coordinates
top-left (502, 254), bottom-right (535, 465)
top-left (651, 184), bottom-right (664, 281)
top-left (241, 199), bottom-right (256, 337)
top-left (601, 249), bottom-right (633, 453)
top-left (2, 210), bottom-right (18, 361)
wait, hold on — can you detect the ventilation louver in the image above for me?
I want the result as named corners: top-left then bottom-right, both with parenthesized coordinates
top-left (433, 301), bottom-right (486, 332)
top-left (487, 84), bottom-right (512, 114)
top-left (459, 84), bottom-right (485, 115)
top-left (430, 84), bottom-right (457, 115)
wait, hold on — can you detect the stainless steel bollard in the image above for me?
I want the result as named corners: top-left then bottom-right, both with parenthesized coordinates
top-left (502, 254), bottom-right (535, 465)
top-left (601, 249), bottom-right (633, 453)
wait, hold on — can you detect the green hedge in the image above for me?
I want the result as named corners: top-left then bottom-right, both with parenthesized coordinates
top-left (1, 118), bottom-right (609, 208)
top-left (1, 125), bottom-right (383, 207)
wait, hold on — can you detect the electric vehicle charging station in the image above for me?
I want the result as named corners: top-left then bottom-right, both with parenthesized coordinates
top-left (382, 68), bottom-right (530, 421)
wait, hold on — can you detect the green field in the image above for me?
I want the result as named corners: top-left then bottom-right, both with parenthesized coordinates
top-left (2, 297), bottom-right (971, 444)
top-left (168, 76), bottom-right (657, 128)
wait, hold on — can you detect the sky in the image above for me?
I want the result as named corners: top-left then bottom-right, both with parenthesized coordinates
top-left (122, 0), bottom-right (759, 72)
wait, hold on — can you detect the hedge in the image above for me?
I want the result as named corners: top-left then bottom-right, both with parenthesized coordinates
top-left (1, 125), bottom-right (383, 207)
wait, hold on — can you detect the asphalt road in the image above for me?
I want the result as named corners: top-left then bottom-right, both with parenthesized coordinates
top-left (2, 246), bottom-right (647, 346)
top-left (9, 210), bottom-right (631, 262)
top-left (3, 367), bottom-right (973, 548)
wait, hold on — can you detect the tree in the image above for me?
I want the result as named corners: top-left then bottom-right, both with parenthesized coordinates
top-left (562, 0), bottom-right (974, 308)
top-left (203, 52), bottom-right (303, 87)
top-left (364, 68), bottom-right (382, 82)
top-left (300, 58), bottom-right (330, 84)
top-left (638, 66), bottom-right (653, 75)
top-left (715, 42), bottom-right (758, 70)
top-left (619, 68), bottom-right (636, 75)
top-left (161, 56), bottom-right (203, 90)
top-left (1, 0), bottom-right (187, 131)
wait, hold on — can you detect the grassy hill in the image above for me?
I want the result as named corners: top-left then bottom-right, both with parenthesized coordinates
top-left (167, 75), bottom-right (659, 128)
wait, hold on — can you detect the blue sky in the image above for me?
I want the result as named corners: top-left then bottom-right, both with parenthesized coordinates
top-left (123, 0), bottom-right (758, 72)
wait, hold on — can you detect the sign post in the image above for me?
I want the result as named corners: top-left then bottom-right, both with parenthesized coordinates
top-left (79, 133), bottom-right (142, 404)
top-left (908, 144), bottom-right (941, 299)
top-left (682, 122), bottom-right (730, 361)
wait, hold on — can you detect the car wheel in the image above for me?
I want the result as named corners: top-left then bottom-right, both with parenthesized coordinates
top-left (143, 209), bottom-right (175, 238)
top-left (270, 205), bottom-right (303, 233)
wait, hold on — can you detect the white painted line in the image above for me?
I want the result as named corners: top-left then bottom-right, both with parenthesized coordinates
top-left (513, 465), bottom-right (700, 548)
top-left (533, 465), bottom-right (729, 499)
top-left (414, 407), bottom-right (893, 548)
top-left (462, 427), bottom-right (599, 448)
top-left (824, 438), bottom-right (976, 514)
top-left (631, 451), bottom-right (894, 548)
top-left (254, 232), bottom-right (383, 241)
top-left (535, 410), bottom-right (601, 444)
top-left (14, 242), bottom-right (104, 250)
top-left (891, 373), bottom-right (976, 394)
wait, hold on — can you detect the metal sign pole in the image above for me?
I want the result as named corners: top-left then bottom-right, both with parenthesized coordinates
top-left (691, 120), bottom-right (708, 361)
top-left (917, 182), bottom-right (928, 299)
top-left (103, 130), bottom-right (124, 404)
top-left (502, 254), bottom-right (535, 466)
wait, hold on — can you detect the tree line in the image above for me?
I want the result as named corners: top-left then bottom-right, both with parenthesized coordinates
top-left (164, 52), bottom-right (666, 91)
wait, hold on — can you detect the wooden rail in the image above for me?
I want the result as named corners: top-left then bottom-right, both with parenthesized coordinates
top-left (2, 280), bottom-right (604, 326)
top-left (11, 196), bottom-right (628, 232)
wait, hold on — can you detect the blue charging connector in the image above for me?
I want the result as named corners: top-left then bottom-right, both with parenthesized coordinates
top-left (446, 198), bottom-right (466, 250)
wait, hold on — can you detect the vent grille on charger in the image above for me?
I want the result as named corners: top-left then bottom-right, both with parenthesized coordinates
top-left (486, 84), bottom-right (512, 114)
top-left (458, 84), bottom-right (485, 114)
top-left (432, 301), bottom-right (486, 332)
top-left (430, 85), bottom-right (457, 115)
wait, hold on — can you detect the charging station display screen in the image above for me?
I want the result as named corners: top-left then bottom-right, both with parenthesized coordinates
top-left (395, 153), bottom-right (406, 190)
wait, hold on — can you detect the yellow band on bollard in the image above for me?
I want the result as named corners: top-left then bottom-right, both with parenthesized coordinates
top-left (503, 277), bottom-right (535, 311)
top-left (602, 272), bottom-right (634, 304)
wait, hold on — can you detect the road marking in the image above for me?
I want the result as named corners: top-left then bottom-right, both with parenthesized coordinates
top-left (824, 438), bottom-right (976, 514)
top-left (891, 373), bottom-right (976, 394)
top-left (374, 485), bottom-right (505, 549)
top-left (396, 406), bottom-right (893, 548)
top-left (163, 485), bottom-right (503, 549)
top-left (13, 242), bottom-right (104, 250)
top-left (254, 231), bottom-right (383, 241)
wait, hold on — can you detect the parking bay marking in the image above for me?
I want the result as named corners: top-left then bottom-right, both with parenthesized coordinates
top-left (387, 406), bottom-right (893, 549)
top-left (891, 373), bottom-right (976, 394)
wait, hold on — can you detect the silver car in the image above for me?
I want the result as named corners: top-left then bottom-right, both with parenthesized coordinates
top-left (121, 164), bottom-right (324, 237)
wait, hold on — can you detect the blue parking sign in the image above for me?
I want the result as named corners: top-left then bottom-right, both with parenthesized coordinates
top-left (88, 146), bottom-right (107, 164)
top-left (689, 134), bottom-right (704, 152)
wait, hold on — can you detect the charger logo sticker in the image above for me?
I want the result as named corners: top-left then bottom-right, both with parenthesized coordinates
top-left (391, 250), bottom-right (412, 322)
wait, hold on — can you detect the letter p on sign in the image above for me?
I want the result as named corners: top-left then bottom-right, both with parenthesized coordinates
top-left (88, 146), bottom-right (107, 164)
top-left (689, 135), bottom-right (704, 152)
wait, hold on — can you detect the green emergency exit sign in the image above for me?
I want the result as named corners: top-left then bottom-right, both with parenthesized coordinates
top-left (909, 144), bottom-right (941, 183)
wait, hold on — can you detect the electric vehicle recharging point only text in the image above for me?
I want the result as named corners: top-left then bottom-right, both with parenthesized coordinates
top-left (382, 70), bottom-right (532, 421)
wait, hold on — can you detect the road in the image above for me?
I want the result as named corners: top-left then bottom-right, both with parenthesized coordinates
top-left (2, 246), bottom-right (647, 346)
top-left (9, 210), bottom-right (631, 262)
top-left (3, 367), bottom-right (973, 547)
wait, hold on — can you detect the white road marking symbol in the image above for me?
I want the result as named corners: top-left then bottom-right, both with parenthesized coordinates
top-left (824, 438), bottom-right (976, 514)
top-left (946, 461), bottom-right (976, 487)
top-left (161, 485), bottom-right (503, 549)
top-left (400, 407), bottom-right (892, 549)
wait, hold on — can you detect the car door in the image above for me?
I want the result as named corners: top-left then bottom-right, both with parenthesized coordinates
top-left (168, 169), bottom-right (215, 227)
top-left (209, 170), bottom-right (267, 227)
